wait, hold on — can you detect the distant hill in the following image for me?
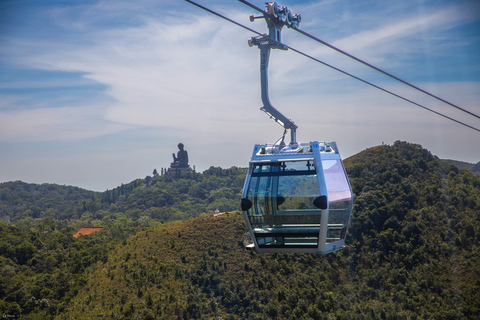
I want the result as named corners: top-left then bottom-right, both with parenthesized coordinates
top-left (0, 167), bottom-right (245, 225)
top-left (0, 181), bottom-right (98, 222)
top-left (442, 159), bottom-right (480, 176)
top-left (58, 141), bottom-right (480, 319)
top-left (0, 167), bottom-right (246, 319)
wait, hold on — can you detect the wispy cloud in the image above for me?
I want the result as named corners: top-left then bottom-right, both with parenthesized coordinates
top-left (334, 3), bottom-right (479, 54)
top-left (0, 105), bottom-right (131, 142)
top-left (1, 0), bottom-right (479, 189)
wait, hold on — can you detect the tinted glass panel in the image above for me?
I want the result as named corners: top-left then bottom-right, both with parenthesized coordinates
top-left (322, 159), bottom-right (352, 243)
top-left (246, 160), bottom-right (321, 247)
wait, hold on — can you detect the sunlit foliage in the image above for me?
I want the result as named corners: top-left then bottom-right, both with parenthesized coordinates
top-left (1, 142), bottom-right (479, 319)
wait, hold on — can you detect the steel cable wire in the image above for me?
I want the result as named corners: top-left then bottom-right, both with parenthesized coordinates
top-left (238, 0), bottom-right (480, 121)
top-left (186, 0), bottom-right (480, 133)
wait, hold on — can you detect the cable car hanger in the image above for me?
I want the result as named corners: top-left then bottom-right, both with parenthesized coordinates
top-left (239, 0), bottom-right (480, 121)
top-left (185, 0), bottom-right (480, 133)
top-left (184, 1), bottom-right (476, 253)
top-left (187, 0), bottom-right (355, 254)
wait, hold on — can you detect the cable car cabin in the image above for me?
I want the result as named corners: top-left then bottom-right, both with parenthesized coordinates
top-left (241, 141), bottom-right (353, 254)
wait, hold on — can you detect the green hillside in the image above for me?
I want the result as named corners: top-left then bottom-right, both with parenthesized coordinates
top-left (0, 167), bottom-right (245, 319)
top-left (0, 166), bottom-right (245, 226)
top-left (0, 181), bottom-right (98, 221)
top-left (1, 141), bottom-right (479, 319)
top-left (56, 141), bottom-right (480, 319)
top-left (442, 159), bottom-right (480, 177)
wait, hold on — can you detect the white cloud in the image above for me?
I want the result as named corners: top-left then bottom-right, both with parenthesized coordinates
top-left (16, 13), bottom-right (258, 128)
top-left (0, 105), bottom-right (130, 142)
top-left (335, 4), bottom-right (476, 50)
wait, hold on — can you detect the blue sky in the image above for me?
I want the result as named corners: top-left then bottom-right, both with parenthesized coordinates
top-left (1, 0), bottom-right (479, 191)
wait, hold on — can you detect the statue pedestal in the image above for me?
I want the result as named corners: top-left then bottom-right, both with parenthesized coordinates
top-left (167, 163), bottom-right (193, 175)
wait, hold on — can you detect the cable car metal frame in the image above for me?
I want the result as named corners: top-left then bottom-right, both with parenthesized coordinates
top-left (241, 141), bottom-right (353, 254)
top-left (185, 0), bottom-right (354, 254)
top-left (240, 2), bottom-right (353, 254)
top-left (185, 0), bottom-right (478, 253)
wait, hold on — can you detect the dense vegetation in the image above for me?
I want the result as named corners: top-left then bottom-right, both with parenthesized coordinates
top-left (0, 166), bottom-right (245, 226)
top-left (443, 159), bottom-right (480, 176)
top-left (62, 209), bottom-right (480, 319)
top-left (0, 182), bottom-right (97, 222)
top-left (0, 220), bottom-right (116, 318)
top-left (0, 141), bottom-right (479, 319)
top-left (0, 167), bottom-right (245, 319)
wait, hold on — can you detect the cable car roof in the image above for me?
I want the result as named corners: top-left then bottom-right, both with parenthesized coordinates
top-left (250, 142), bottom-right (343, 163)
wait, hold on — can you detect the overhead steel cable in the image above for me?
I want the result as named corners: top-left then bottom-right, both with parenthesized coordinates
top-left (238, 0), bottom-right (480, 121)
top-left (186, 0), bottom-right (262, 36)
top-left (294, 28), bottom-right (480, 120)
top-left (185, 0), bottom-right (480, 133)
top-left (283, 45), bottom-right (480, 133)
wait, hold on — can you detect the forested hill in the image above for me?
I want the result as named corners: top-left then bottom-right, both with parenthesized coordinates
top-left (55, 141), bottom-right (479, 319)
top-left (1, 141), bottom-right (479, 319)
top-left (0, 166), bottom-right (245, 226)
top-left (442, 159), bottom-right (480, 176)
top-left (0, 182), bottom-right (97, 221)
top-left (0, 167), bottom-right (245, 319)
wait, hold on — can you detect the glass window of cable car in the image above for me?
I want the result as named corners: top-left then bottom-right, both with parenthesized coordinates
top-left (245, 160), bottom-right (322, 248)
top-left (322, 159), bottom-right (352, 244)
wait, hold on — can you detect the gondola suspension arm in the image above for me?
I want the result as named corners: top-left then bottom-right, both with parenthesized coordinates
top-left (247, 2), bottom-right (299, 146)
top-left (186, 0), bottom-right (480, 133)
top-left (240, 0), bottom-right (480, 121)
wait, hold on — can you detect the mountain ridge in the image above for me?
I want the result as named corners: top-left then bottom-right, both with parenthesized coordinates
top-left (442, 159), bottom-right (480, 176)
top-left (1, 141), bottom-right (479, 319)
top-left (57, 141), bottom-right (480, 319)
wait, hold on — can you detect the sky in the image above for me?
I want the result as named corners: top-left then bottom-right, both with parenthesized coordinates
top-left (0, 0), bottom-right (479, 191)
